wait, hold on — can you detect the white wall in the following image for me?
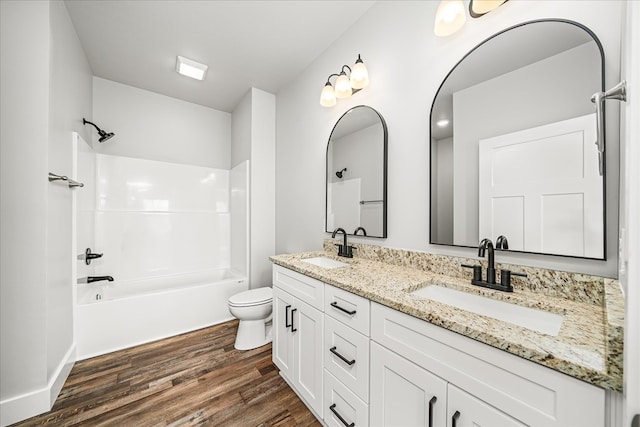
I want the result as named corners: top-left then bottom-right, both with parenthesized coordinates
top-left (250, 89), bottom-right (276, 288)
top-left (92, 77), bottom-right (231, 169)
top-left (231, 88), bottom-right (276, 288)
top-left (275, 0), bottom-right (624, 277)
top-left (1, 1), bottom-right (93, 424)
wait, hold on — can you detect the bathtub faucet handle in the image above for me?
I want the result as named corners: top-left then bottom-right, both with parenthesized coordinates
top-left (83, 248), bottom-right (103, 265)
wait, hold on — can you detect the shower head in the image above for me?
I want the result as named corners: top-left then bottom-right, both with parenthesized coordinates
top-left (336, 168), bottom-right (347, 179)
top-left (83, 118), bottom-right (115, 143)
top-left (98, 131), bottom-right (115, 143)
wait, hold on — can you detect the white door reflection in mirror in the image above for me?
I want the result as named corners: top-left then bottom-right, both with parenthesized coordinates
top-left (479, 113), bottom-right (603, 258)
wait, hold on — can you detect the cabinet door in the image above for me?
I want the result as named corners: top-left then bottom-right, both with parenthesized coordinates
top-left (292, 297), bottom-right (324, 416)
top-left (447, 384), bottom-right (526, 427)
top-left (370, 342), bottom-right (446, 427)
top-left (273, 286), bottom-right (295, 379)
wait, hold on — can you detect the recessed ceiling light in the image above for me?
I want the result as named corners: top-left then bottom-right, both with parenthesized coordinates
top-left (176, 56), bottom-right (208, 81)
top-left (437, 119), bottom-right (450, 127)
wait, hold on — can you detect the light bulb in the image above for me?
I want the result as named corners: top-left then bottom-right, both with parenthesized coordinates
top-left (320, 83), bottom-right (336, 107)
top-left (470, 0), bottom-right (507, 17)
top-left (334, 72), bottom-right (352, 99)
top-left (434, 0), bottom-right (466, 37)
top-left (350, 56), bottom-right (369, 90)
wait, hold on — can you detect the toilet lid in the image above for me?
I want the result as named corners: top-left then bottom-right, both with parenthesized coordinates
top-left (229, 287), bottom-right (273, 307)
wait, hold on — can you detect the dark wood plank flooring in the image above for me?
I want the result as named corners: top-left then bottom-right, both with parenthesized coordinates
top-left (12, 320), bottom-right (321, 426)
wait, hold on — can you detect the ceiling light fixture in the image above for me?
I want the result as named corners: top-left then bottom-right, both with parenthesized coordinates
top-left (320, 54), bottom-right (369, 108)
top-left (434, 0), bottom-right (508, 37)
top-left (176, 55), bottom-right (208, 81)
top-left (436, 119), bottom-right (450, 127)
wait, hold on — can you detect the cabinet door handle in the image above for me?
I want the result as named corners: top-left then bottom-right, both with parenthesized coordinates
top-left (329, 346), bottom-right (356, 366)
top-left (290, 308), bottom-right (297, 332)
top-left (452, 410), bottom-right (460, 427)
top-left (428, 396), bottom-right (437, 427)
top-left (285, 305), bottom-right (292, 329)
top-left (329, 403), bottom-right (355, 427)
top-left (330, 301), bottom-right (356, 315)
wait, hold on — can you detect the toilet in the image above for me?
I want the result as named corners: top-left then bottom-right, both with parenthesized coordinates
top-left (228, 287), bottom-right (273, 350)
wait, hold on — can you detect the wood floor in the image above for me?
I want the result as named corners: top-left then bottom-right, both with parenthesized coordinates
top-left (12, 321), bottom-right (321, 427)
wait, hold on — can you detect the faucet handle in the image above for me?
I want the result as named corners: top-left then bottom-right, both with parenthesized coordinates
top-left (461, 264), bottom-right (482, 282)
top-left (499, 270), bottom-right (526, 292)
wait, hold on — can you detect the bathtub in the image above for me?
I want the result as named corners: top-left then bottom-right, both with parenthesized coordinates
top-left (75, 269), bottom-right (247, 359)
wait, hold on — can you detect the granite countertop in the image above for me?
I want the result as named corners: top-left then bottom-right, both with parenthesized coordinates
top-left (270, 250), bottom-right (624, 392)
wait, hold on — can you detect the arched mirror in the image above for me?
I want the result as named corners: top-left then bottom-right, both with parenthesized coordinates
top-left (430, 19), bottom-right (605, 259)
top-left (326, 105), bottom-right (388, 238)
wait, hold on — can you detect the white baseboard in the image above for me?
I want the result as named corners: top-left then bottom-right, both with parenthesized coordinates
top-left (0, 344), bottom-right (76, 427)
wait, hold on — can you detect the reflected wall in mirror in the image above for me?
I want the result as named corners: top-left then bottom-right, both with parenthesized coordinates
top-left (326, 105), bottom-right (387, 238)
top-left (430, 19), bottom-right (605, 259)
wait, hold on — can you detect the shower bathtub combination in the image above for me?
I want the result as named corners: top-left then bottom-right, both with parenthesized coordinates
top-left (74, 134), bottom-right (249, 359)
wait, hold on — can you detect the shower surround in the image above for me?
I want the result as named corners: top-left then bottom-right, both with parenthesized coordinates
top-left (75, 144), bottom-right (248, 359)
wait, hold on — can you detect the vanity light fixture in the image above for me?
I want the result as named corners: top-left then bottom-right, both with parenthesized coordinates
top-left (320, 55), bottom-right (369, 107)
top-left (469, 0), bottom-right (509, 18)
top-left (436, 119), bottom-right (450, 127)
top-left (434, 0), bottom-right (466, 37)
top-left (434, 0), bottom-right (508, 37)
top-left (176, 55), bottom-right (208, 81)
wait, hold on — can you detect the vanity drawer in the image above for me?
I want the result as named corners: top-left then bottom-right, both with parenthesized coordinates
top-left (324, 370), bottom-right (368, 427)
top-left (324, 315), bottom-right (369, 403)
top-left (272, 265), bottom-right (324, 310)
top-left (324, 284), bottom-right (370, 336)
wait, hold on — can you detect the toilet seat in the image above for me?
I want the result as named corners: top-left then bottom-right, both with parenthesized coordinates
top-left (229, 287), bottom-right (272, 307)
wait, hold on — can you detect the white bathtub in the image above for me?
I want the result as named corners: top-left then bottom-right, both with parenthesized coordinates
top-left (75, 269), bottom-right (247, 359)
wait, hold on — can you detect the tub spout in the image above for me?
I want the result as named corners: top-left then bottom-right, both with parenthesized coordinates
top-left (80, 276), bottom-right (114, 284)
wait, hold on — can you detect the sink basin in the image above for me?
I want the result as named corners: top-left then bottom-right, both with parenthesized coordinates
top-left (301, 256), bottom-right (350, 269)
top-left (411, 285), bottom-right (564, 336)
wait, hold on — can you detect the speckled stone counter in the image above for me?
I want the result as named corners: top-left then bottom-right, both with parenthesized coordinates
top-left (270, 246), bottom-right (624, 392)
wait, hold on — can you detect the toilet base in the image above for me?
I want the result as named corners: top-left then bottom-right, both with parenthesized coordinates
top-left (234, 319), bottom-right (273, 350)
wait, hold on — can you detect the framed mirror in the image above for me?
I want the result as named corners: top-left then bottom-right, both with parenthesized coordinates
top-left (326, 105), bottom-right (388, 238)
top-left (430, 19), bottom-right (606, 259)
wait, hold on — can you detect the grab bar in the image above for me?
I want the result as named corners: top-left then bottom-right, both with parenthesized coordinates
top-left (48, 172), bottom-right (84, 188)
top-left (591, 80), bottom-right (627, 176)
top-left (359, 200), bottom-right (383, 205)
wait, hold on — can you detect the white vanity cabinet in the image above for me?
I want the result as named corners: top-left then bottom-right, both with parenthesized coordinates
top-left (272, 266), bottom-right (324, 416)
top-left (371, 302), bottom-right (606, 427)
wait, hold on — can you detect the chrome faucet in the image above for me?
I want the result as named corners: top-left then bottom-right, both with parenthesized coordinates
top-left (332, 227), bottom-right (354, 258)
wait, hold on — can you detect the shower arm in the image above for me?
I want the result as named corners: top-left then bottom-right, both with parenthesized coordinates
top-left (82, 118), bottom-right (102, 133)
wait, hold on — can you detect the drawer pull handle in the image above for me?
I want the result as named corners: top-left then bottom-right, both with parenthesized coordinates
top-left (285, 305), bottom-right (292, 329)
top-left (329, 403), bottom-right (355, 427)
top-left (329, 346), bottom-right (356, 366)
top-left (452, 410), bottom-right (460, 427)
top-left (331, 301), bottom-right (356, 315)
top-left (428, 396), bottom-right (437, 427)
top-left (290, 308), bottom-right (297, 332)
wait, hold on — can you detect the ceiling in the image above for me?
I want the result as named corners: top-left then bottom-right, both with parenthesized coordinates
top-left (65, 0), bottom-right (376, 113)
